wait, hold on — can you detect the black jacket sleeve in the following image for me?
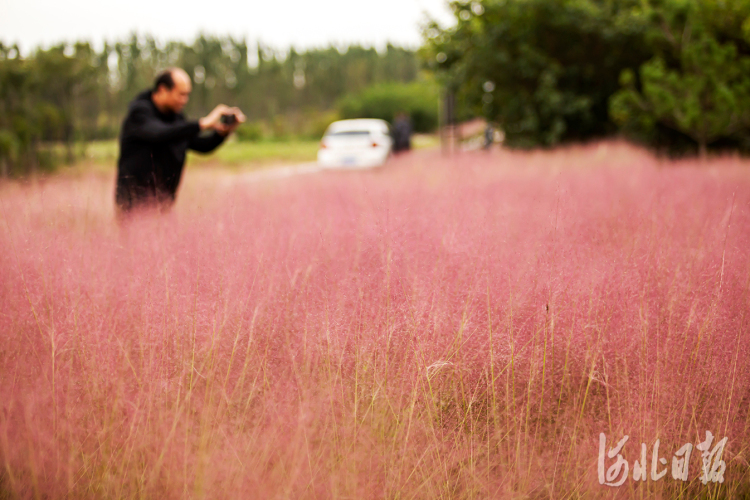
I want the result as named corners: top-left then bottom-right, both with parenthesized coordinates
top-left (188, 131), bottom-right (226, 153)
top-left (128, 103), bottom-right (201, 143)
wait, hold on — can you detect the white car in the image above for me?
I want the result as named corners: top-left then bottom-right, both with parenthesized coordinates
top-left (317, 119), bottom-right (392, 168)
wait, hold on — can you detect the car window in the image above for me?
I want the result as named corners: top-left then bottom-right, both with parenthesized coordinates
top-left (327, 131), bottom-right (371, 137)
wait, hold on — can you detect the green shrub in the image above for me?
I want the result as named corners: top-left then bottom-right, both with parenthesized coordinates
top-left (235, 122), bottom-right (265, 142)
top-left (269, 115), bottom-right (291, 141)
top-left (0, 130), bottom-right (19, 177)
top-left (337, 80), bottom-right (439, 133)
top-left (303, 111), bottom-right (340, 139)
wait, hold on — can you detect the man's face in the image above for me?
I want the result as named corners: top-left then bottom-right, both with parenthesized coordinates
top-left (159, 73), bottom-right (192, 113)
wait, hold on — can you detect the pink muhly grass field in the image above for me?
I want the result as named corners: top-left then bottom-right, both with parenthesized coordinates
top-left (1, 142), bottom-right (749, 499)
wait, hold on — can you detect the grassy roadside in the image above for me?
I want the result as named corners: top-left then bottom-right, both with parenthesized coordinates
top-left (69, 138), bottom-right (319, 173)
top-left (63, 134), bottom-right (441, 175)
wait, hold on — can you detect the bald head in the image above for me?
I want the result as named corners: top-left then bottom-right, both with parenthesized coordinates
top-left (152, 68), bottom-right (192, 114)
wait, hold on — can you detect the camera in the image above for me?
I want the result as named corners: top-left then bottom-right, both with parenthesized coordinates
top-left (220, 113), bottom-right (238, 125)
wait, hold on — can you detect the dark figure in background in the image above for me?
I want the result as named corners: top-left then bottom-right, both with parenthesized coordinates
top-left (483, 123), bottom-right (494, 150)
top-left (115, 68), bottom-right (245, 214)
top-left (392, 112), bottom-right (412, 153)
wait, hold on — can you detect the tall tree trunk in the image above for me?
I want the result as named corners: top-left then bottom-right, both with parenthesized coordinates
top-left (698, 140), bottom-right (707, 160)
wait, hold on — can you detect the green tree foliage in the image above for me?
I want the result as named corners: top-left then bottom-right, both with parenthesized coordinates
top-left (424, 0), bottom-right (750, 154)
top-left (422, 0), bottom-right (652, 148)
top-left (337, 80), bottom-right (439, 133)
top-left (610, 0), bottom-right (750, 155)
top-left (0, 42), bottom-right (101, 175)
top-left (0, 36), bottom-right (421, 176)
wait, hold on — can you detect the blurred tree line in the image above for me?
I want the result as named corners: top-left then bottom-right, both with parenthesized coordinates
top-left (423, 0), bottom-right (750, 155)
top-left (0, 35), bottom-right (433, 176)
top-left (339, 81), bottom-right (440, 132)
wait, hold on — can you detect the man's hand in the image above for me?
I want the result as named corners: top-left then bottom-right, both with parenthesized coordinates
top-left (199, 105), bottom-right (246, 136)
top-left (199, 104), bottom-right (231, 131)
top-left (216, 107), bottom-right (246, 136)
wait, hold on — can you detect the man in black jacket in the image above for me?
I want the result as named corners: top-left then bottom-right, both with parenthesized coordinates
top-left (115, 67), bottom-right (245, 213)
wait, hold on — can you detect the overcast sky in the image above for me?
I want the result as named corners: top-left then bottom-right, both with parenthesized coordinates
top-left (1, 0), bottom-right (455, 54)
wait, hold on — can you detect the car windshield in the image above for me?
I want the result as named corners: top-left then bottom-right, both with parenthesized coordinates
top-left (327, 131), bottom-right (371, 137)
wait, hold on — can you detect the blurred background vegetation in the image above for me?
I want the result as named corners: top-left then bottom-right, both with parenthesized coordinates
top-left (424, 0), bottom-right (750, 156)
top-left (0, 36), bottom-right (438, 176)
top-left (4, 0), bottom-right (750, 176)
